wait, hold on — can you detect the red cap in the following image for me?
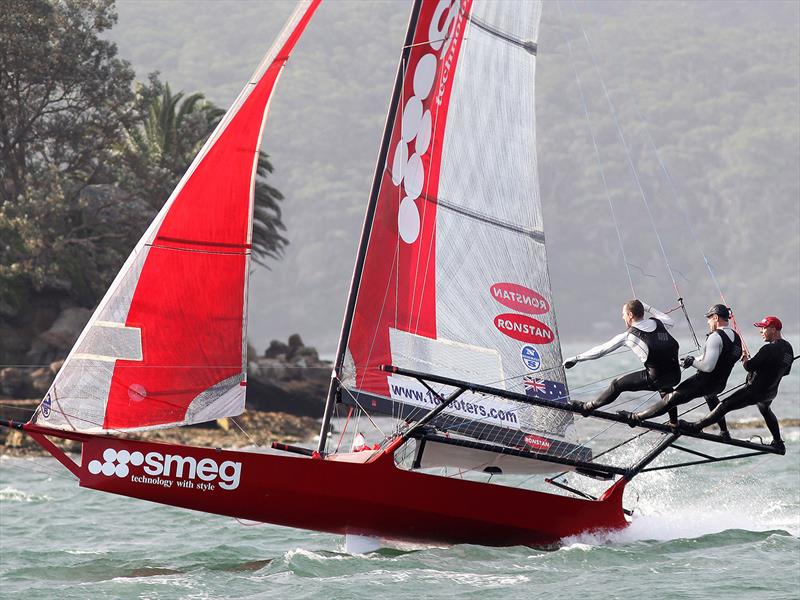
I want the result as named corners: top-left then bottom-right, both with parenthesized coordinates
top-left (753, 316), bottom-right (782, 330)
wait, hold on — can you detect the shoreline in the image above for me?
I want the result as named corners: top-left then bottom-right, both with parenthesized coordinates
top-left (1, 404), bottom-right (320, 458)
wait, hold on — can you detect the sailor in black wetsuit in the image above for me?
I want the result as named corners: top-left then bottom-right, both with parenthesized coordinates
top-left (563, 299), bottom-right (680, 415)
top-left (681, 316), bottom-right (793, 454)
top-left (621, 304), bottom-right (741, 434)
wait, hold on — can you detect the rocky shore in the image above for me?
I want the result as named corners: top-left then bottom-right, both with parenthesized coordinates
top-left (1, 401), bottom-right (320, 458)
top-left (1, 310), bottom-right (331, 456)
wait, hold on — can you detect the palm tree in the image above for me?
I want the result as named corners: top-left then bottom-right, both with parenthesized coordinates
top-left (119, 81), bottom-right (288, 266)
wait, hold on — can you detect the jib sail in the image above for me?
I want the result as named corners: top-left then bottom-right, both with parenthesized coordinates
top-left (32, 0), bottom-right (321, 432)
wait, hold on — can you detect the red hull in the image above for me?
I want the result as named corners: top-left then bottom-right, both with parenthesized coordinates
top-left (24, 424), bottom-right (627, 547)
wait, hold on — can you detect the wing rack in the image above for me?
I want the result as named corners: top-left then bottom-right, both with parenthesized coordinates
top-left (378, 364), bottom-right (781, 486)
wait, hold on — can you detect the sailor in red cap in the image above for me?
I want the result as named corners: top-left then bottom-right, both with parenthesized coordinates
top-left (681, 315), bottom-right (794, 453)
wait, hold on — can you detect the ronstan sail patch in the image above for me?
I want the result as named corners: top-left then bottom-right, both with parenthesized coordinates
top-left (490, 283), bottom-right (550, 315)
top-left (493, 313), bottom-right (554, 343)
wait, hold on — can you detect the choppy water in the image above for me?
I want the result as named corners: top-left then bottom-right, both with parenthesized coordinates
top-left (2, 346), bottom-right (799, 599)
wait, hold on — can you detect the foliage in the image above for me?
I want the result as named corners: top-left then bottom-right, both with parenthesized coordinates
top-left (0, 0), bottom-right (289, 329)
top-left (0, 0), bottom-right (137, 316)
top-left (115, 76), bottom-right (288, 266)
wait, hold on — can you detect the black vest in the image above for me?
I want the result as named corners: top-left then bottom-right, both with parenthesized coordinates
top-left (628, 318), bottom-right (680, 380)
top-left (698, 329), bottom-right (742, 391)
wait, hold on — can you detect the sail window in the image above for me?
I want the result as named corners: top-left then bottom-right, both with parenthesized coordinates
top-left (73, 321), bottom-right (143, 362)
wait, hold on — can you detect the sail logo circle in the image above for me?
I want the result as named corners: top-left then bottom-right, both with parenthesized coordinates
top-left (521, 345), bottom-right (541, 371)
top-left (490, 283), bottom-right (549, 315)
top-left (391, 0), bottom-right (463, 244)
top-left (494, 314), bottom-right (554, 344)
top-left (88, 448), bottom-right (144, 478)
top-left (41, 393), bottom-right (52, 418)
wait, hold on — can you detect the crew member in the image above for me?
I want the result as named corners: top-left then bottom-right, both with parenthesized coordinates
top-left (681, 316), bottom-right (793, 454)
top-left (564, 299), bottom-right (680, 415)
top-left (621, 304), bottom-right (741, 435)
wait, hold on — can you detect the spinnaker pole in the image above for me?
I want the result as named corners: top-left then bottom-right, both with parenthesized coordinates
top-left (317, 0), bottom-right (424, 453)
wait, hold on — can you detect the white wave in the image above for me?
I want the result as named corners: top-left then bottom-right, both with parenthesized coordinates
top-left (0, 486), bottom-right (53, 503)
top-left (285, 547), bottom-right (350, 562)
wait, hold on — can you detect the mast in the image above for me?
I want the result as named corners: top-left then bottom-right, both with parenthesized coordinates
top-left (317, 0), bottom-right (424, 452)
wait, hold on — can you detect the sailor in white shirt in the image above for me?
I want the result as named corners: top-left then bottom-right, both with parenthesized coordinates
top-left (623, 304), bottom-right (741, 435)
top-left (564, 299), bottom-right (681, 415)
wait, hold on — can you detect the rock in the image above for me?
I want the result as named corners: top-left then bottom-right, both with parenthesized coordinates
top-left (290, 345), bottom-right (319, 364)
top-left (0, 367), bottom-right (35, 399)
top-left (264, 340), bottom-right (289, 359)
top-left (4, 429), bottom-right (24, 448)
top-left (28, 360), bottom-right (63, 396)
top-left (26, 307), bottom-right (92, 365)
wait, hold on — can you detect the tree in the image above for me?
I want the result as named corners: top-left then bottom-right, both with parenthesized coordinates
top-left (0, 0), bottom-right (137, 317)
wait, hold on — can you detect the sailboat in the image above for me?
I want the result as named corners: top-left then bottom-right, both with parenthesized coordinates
top-left (3, 0), bottom-right (781, 548)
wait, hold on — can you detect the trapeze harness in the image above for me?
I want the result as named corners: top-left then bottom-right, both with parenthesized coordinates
top-left (627, 318), bottom-right (680, 389)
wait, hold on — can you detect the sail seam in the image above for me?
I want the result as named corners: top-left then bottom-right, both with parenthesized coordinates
top-left (146, 243), bottom-right (250, 257)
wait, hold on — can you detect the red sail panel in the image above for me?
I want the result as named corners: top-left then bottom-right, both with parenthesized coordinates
top-left (103, 0), bottom-right (320, 429)
top-left (347, 0), bottom-right (473, 397)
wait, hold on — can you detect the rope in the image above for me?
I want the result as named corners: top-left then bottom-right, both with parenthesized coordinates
top-left (569, 0), bottom-right (700, 348)
top-left (556, 0), bottom-right (635, 297)
top-left (335, 407), bottom-right (354, 453)
top-left (620, 72), bottom-right (749, 354)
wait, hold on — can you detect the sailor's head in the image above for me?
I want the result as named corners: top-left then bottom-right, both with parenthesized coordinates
top-left (753, 315), bottom-right (782, 342)
top-left (622, 299), bottom-right (644, 327)
top-left (704, 304), bottom-right (730, 331)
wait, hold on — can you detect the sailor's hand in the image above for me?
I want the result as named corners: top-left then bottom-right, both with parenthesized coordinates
top-left (741, 350), bottom-right (750, 363)
top-left (564, 359), bottom-right (578, 369)
top-left (681, 356), bottom-right (695, 369)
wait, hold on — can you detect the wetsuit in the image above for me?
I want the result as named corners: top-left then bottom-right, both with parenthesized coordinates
top-left (566, 304), bottom-right (681, 411)
top-left (690, 338), bottom-right (793, 443)
top-left (633, 327), bottom-right (742, 429)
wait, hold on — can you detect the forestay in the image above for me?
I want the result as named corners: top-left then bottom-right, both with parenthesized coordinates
top-left (32, 0), bottom-right (321, 433)
top-left (339, 0), bottom-right (581, 465)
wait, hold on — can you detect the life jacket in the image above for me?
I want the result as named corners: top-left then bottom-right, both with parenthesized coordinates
top-left (697, 329), bottom-right (742, 391)
top-left (628, 318), bottom-right (680, 384)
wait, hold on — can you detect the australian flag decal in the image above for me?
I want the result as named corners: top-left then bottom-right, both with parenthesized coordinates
top-left (523, 377), bottom-right (568, 403)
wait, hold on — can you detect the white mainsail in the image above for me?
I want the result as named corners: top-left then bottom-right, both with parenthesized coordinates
top-left (334, 0), bottom-right (581, 467)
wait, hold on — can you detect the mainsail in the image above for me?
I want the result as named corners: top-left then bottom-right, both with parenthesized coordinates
top-left (32, 0), bottom-right (321, 433)
top-left (335, 0), bottom-right (581, 465)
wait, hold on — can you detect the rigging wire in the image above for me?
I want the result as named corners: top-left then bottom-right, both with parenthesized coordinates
top-left (556, 0), bottom-right (635, 298)
top-left (568, 0), bottom-right (701, 349)
top-left (619, 71), bottom-right (750, 354)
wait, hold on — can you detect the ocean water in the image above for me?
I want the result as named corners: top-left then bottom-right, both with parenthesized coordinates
top-left (1, 349), bottom-right (798, 599)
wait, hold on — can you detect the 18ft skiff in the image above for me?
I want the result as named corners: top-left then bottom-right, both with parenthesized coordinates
top-left (3, 0), bottom-right (782, 547)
